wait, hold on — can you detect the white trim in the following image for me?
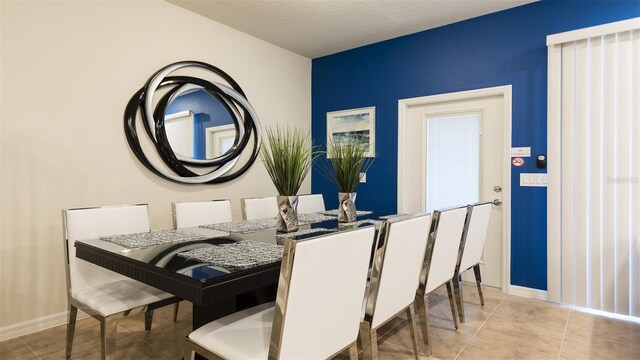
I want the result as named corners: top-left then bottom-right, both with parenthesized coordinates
top-left (507, 284), bottom-right (549, 301)
top-left (547, 17), bottom-right (640, 45)
top-left (398, 85), bottom-right (512, 292)
top-left (569, 306), bottom-right (640, 325)
top-left (0, 310), bottom-right (88, 341)
top-left (547, 42), bottom-right (563, 303)
top-left (164, 110), bottom-right (193, 121)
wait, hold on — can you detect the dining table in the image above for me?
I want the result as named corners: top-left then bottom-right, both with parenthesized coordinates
top-left (74, 210), bottom-right (401, 330)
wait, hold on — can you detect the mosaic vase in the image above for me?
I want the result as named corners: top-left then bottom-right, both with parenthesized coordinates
top-left (338, 192), bottom-right (357, 223)
top-left (276, 195), bottom-right (299, 233)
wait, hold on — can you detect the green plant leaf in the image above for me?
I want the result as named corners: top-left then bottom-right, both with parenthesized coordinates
top-left (260, 125), bottom-right (318, 196)
top-left (317, 140), bottom-right (374, 193)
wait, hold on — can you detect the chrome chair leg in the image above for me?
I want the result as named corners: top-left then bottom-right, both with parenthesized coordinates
top-left (173, 302), bottom-right (180, 323)
top-left (473, 264), bottom-right (484, 306)
top-left (445, 281), bottom-right (459, 329)
top-left (405, 305), bottom-right (420, 360)
top-left (358, 321), bottom-right (371, 355)
top-left (144, 308), bottom-right (153, 331)
top-left (414, 291), bottom-right (432, 356)
top-left (65, 304), bottom-right (78, 360)
top-left (99, 317), bottom-right (118, 360)
top-left (452, 276), bottom-right (465, 323)
top-left (348, 341), bottom-right (358, 360)
top-left (369, 328), bottom-right (379, 360)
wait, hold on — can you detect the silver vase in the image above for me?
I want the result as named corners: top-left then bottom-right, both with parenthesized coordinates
top-left (338, 192), bottom-right (357, 223)
top-left (276, 195), bottom-right (299, 233)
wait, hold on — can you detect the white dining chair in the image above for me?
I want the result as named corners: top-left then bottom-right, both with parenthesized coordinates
top-left (241, 196), bottom-right (277, 220)
top-left (172, 199), bottom-right (233, 229)
top-left (63, 204), bottom-right (179, 360)
top-left (296, 194), bottom-right (326, 214)
top-left (360, 214), bottom-right (432, 360)
top-left (183, 226), bottom-right (377, 360)
top-left (452, 202), bottom-right (493, 322)
top-left (415, 206), bottom-right (467, 356)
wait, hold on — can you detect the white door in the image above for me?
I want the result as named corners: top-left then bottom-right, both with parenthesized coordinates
top-left (399, 93), bottom-right (506, 288)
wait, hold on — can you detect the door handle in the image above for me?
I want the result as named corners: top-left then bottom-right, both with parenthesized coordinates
top-left (492, 199), bottom-right (502, 206)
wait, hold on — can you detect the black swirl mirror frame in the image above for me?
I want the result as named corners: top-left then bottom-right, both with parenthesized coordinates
top-left (124, 61), bottom-right (261, 184)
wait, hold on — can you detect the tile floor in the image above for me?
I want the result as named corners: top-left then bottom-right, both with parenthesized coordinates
top-left (1, 284), bottom-right (639, 359)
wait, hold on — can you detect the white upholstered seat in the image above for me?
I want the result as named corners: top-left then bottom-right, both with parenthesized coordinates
top-left (296, 194), bottom-right (326, 214)
top-left (416, 206), bottom-right (467, 356)
top-left (360, 214), bottom-right (432, 360)
top-left (184, 226), bottom-right (377, 360)
top-left (189, 302), bottom-right (274, 359)
top-left (172, 199), bottom-right (233, 229)
top-left (241, 196), bottom-right (277, 220)
top-left (63, 204), bottom-right (178, 360)
top-left (71, 279), bottom-right (172, 317)
top-left (452, 202), bottom-right (493, 322)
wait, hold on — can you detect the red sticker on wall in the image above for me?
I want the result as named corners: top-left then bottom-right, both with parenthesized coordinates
top-left (512, 157), bottom-right (525, 167)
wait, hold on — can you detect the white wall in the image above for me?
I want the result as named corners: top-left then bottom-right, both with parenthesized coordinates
top-left (0, 0), bottom-right (311, 329)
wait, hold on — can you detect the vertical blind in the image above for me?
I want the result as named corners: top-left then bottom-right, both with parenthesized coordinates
top-left (548, 19), bottom-right (640, 317)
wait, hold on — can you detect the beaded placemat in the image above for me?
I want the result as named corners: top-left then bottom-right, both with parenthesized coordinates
top-left (379, 213), bottom-right (408, 220)
top-left (276, 227), bottom-right (331, 239)
top-left (298, 213), bottom-right (336, 223)
top-left (322, 209), bottom-right (373, 216)
top-left (177, 241), bottom-right (283, 271)
top-left (353, 219), bottom-right (383, 229)
top-left (199, 219), bottom-right (276, 233)
top-left (99, 229), bottom-right (212, 250)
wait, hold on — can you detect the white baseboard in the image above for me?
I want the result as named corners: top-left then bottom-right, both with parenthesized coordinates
top-left (507, 284), bottom-right (549, 301)
top-left (0, 310), bottom-right (88, 342)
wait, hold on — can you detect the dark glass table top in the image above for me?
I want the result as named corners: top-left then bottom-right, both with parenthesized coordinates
top-left (76, 211), bottom-right (398, 286)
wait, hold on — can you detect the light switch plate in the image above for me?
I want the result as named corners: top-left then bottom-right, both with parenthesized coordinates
top-left (520, 173), bottom-right (547, 187)
top-left (359, 172), bottom-right (366, 183)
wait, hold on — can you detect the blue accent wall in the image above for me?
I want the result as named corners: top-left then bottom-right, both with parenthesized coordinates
top-left (311, 0), bottom-right (640, 290)
top-left (166, 89), bottom-right (234, 159)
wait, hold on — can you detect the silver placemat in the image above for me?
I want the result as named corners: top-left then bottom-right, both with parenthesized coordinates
top-left (200, 219), bottom-right (276, 233)
top-left (177, 241), bottom-right (284, 271)
top-left (379, 213), bottom-right (408, 220)
top-left (99, 229), bottom-right (211, 250)
top-left (298, 213), bottom-right (336, 224)
top-left (276, 227), bottom-right (331, 239)
top-left (353, 219), bottom-right (384, 229)
top-left (322, 209), bottom-right (373, 216)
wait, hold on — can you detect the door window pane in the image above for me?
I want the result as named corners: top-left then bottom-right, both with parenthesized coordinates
top-left (426, 113), bottom-right (481, 212)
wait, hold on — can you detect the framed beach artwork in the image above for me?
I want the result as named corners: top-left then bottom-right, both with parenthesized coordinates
top-left (326, 106), bottom-right (376, 158)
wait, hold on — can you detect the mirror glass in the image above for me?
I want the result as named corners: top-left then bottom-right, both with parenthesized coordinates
top-left (163, 89), bottom-right (237, 160)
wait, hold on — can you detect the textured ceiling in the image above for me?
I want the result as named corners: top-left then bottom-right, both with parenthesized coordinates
top-left (168, 0), bottom-right (536, 58)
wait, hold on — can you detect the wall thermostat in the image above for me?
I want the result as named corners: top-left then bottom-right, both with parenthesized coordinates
top-left (537, 154), bottom-right (546, 169)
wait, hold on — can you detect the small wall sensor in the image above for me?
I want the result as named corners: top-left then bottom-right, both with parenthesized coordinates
top-left (536, 154), bottom-right (547, 169)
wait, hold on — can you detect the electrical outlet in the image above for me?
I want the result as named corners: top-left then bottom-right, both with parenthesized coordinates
top-left (359, 172), bottom-right (366, 183)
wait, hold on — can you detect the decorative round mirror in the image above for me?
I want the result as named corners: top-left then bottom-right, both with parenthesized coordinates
top-left (124, 61), bottom-right (261, 184)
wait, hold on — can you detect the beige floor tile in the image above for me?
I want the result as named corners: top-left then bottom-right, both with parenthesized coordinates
top-left (566, 310), bottom-right (640, 344)
top-left (560, 328), bottom-right (640, 360)
top-left (456, 314), bottom-right (564, 360)
top-left (0, 337), bottom-right (39, 359)
top-left (492, 294), bottom-right (570, 330)
top-left (380, 315), bottom-right (478, 360)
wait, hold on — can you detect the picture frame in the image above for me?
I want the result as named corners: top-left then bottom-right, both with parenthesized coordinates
top-left (326, 106), bottom-right (376, 158)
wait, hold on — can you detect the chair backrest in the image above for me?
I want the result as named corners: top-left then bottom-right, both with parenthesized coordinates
top-left (367, 214), bottom-right (432, 329)
top-left (296, 194), bottom-right (326, 214)
top-left (458, 202), bottom-right (492, 272)
top-left (241, 196), bottom-right (277, 220)
top-left (62, 204), bottom-right (150, 292)
top-left (172, 199), bottom-right (233, 229)
top-left (421, 206), bottom-right (467, 294)
top-left (269, 226), bottom-right (376, 359)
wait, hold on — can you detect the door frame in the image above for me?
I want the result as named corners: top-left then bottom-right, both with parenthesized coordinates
top-left (397, 85), bottom-right (512, 291)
